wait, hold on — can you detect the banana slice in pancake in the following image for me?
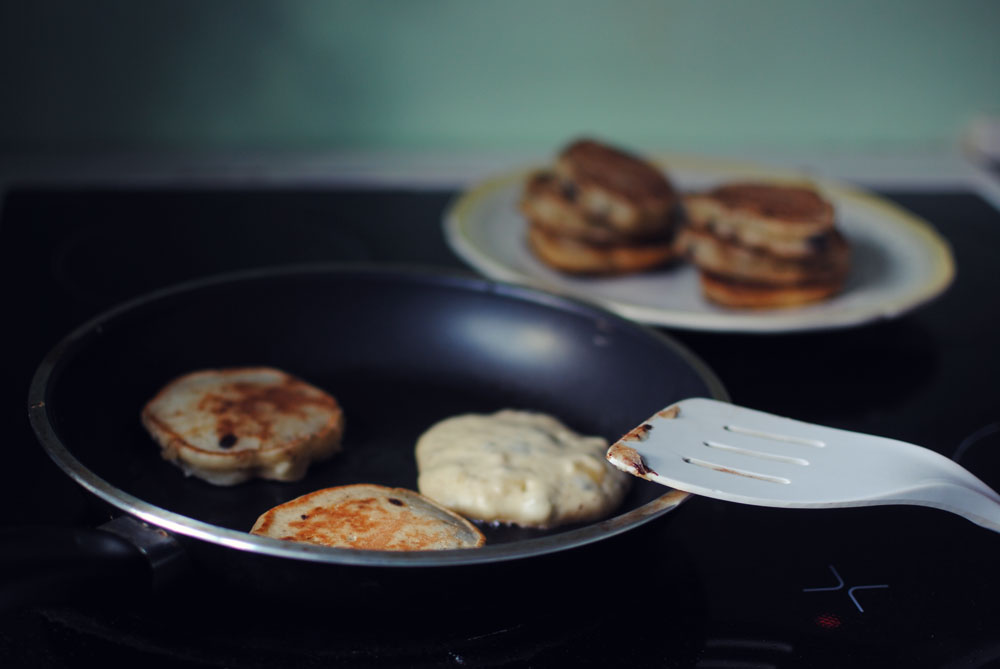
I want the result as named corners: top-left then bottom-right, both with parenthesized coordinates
top-left (251, 484), bottom-right (486, 550)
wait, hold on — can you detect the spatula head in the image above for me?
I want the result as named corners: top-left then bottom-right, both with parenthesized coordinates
top-left (605, 398), bottom-right (974, 508)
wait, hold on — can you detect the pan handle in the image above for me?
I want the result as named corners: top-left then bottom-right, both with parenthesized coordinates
top-left (0, 516), bottom-right (189, 615)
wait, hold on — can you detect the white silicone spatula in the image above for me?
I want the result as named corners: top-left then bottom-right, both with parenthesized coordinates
top-left (606, 398), bottom-right (1000, 532)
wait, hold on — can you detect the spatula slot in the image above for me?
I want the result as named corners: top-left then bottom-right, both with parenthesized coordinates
top-left (703, 441), bottom-right (810, 466)
top-left (723, 424), bottom-right (826, 448)
top-left (681, 457), bottom-right (791, 484)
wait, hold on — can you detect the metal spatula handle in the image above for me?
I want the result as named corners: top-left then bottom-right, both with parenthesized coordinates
top-left (606, 398), bottom-right (1000, 533)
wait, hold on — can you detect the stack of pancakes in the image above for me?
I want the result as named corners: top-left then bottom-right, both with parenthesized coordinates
top-left (520, 139), bottom-right (682, 275)
top-left (680, 182), bottom-right (850, 308)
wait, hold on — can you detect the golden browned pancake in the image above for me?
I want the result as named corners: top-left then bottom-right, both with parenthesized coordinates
top-left (705, 183), bottom-right (834, 226)
top-left (683, 183), bottom-right (836, 259)
top-left (679, 227), bottom-right (849, 285)
top-left (699, 271), bottom-right (845, 309)
top-left (141, 367), bottom-right (344, 486)
top-left (520, 138), bottom-right (681, 275)
top-left (250, 484), bottom-right (486, 550)
top-left (527, 221), bottom-right (678, 275)
top-left (553, 138), bottom-right (678, 236)
top-left (520, 171), bottom-right (634, 245)
top-left (681, 181), bottom-right (850, 308)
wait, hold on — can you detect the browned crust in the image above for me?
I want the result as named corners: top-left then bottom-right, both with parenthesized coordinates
top-left (556, 139), bottom-right (677, 204)
top-left (142, 368), bottom-right (342, 456)
top-left (140, 367), bottom-right (345, 481)
top-left (606, 443), bottom-right (657, 479)
top-left (699, 182), bottom-right (834, 226)
top-left (250, 484), bottom-right (486, 551)
top-left (535, 138), bottom-right (679, 236)
top-left (620, 422), bottom-right (654, 442)
top-left (699, 271), bottom-right (844, 309)
top-left (526, 220), bottom-right (678, 275)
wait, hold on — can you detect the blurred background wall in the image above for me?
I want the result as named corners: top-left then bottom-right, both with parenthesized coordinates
top-left (1, 0), bottom-right (998, 155)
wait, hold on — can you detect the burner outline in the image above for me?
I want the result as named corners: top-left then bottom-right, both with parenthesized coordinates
top-left (803, 564), bottom-right (889, 614)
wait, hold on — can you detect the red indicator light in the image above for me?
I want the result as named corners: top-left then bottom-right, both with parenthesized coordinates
top-left (815, 613), bottom-right (842, 630)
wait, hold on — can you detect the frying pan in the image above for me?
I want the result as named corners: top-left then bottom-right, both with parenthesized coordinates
top-left (14, 265), bottom-right (726, 610)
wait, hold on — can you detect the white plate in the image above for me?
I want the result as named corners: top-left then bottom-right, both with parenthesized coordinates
top-left (444, 155), bottom-right (955, 333)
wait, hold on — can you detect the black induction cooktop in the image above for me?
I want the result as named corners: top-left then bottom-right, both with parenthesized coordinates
top-left (1, 185), bottom-right (999, 668)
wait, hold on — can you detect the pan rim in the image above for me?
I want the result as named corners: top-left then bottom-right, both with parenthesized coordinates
top-left (28, 263), bottom-right (728, 567)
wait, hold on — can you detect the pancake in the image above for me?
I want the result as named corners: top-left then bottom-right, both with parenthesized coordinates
top-left (521, 171), bottom-right (641, 245)
top-left (683, 183), bottom-right (835, 259)
top-left (527, 220), bottom-right (678, 275)
top-left (679, 226), bottom-right (849, 285)
top-left (699, 271), bottom-right (845, 309)
top-left (251, 484), bottom-right (486, 550)
top-left (520, 138), bottom-right (681, 275)
top-left (554, 139), bottom-right (678, 236)
top-left (141, 367), bottom-right (344, 486)
top-left (416, 410), bottom-right (631, 529)
top-left (681, 182), bottom-right (850, 308)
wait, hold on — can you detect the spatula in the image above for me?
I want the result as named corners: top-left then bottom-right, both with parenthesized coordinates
top-left (606, 398), bottom-right (1000, 533)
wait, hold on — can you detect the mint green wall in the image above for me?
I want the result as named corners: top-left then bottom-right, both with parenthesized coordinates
top-left (2, 0), bottom-right (998, 152)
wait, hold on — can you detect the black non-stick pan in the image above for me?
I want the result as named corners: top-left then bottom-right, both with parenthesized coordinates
top-left (15, 265), bottom-right (725, 610)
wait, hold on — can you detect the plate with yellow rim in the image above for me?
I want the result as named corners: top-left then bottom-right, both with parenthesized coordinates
top-left (443, 155), bottom-right (956, 333)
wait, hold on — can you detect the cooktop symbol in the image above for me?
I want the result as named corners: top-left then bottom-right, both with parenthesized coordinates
top-left (803, 564), bottom-right (889, 613)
